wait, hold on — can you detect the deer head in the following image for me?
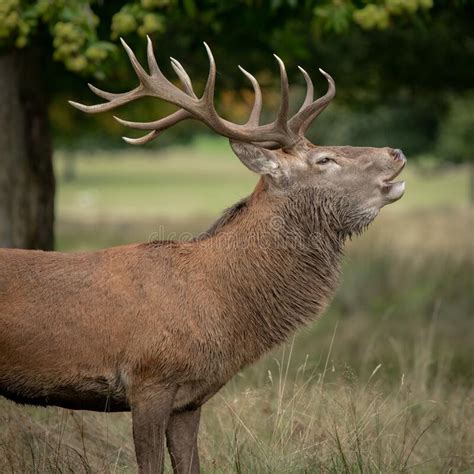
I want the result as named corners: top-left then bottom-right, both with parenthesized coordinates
top-left (70, 38), bottom-right (406, 236)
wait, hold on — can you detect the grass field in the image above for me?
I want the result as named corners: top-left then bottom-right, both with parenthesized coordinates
top-left (55, 138), bottom-right (469, 221)
top-left (1, 138), bottom-right (473, 472)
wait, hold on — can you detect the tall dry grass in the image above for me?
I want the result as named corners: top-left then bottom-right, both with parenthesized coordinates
top-left (1, 322), bottom-right (472, 472)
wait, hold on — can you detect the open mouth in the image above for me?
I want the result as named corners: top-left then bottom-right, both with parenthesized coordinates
top-left (381, 162), bottom-right (406, 202)
top-left (383, 161), bottom-right (406, 186)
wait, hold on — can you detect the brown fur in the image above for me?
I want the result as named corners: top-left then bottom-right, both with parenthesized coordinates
top-left (0, 140), bottom-right (406, 473)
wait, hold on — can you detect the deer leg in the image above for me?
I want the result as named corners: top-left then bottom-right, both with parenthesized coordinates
top-left (130, 384), bottom-right (177, 474)
top-left (166, 407), bottom-right (201, 474)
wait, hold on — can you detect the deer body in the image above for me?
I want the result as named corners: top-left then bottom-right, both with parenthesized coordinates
top-left (1, 38), bottom-right (406, 473)
top-left (0, 184), bottom-right (343, 412)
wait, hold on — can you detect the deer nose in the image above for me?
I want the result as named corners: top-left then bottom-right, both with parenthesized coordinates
top-left (391, 149), bottom-right (406, 162)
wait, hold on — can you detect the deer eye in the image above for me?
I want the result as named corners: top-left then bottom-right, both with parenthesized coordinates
top-left (316, 157), bottom-right (332, 165)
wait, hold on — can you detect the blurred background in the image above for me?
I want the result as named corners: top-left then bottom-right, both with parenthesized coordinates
top-left (0, 1), bottom-right (473, 472)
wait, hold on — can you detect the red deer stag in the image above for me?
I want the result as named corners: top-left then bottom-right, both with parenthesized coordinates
top-left (0, 38), bottom-right (406, 473)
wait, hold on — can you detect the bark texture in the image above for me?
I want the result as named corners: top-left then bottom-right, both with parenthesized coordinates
top-left (0, 48), bottom-right (54, 250)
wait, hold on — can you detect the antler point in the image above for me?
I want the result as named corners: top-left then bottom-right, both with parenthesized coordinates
top-left (203, 42), bottom-right (213, 57)
top-left (273, 54), bottom-right (285, 69)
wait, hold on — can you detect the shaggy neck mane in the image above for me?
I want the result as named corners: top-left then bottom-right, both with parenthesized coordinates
top-left (198, 180), bottom-right (347, 366)
top-left (199, 196), bottom-right (250, 239)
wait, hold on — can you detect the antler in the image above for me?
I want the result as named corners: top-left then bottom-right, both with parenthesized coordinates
top-left (69, 37), bottom-right (335, 149)
top-left (288, 67), bottom-right (336, 137)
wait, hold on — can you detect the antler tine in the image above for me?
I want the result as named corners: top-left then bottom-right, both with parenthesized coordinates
top-left (70, 37), bottom-right (193, 115)
top-left (69, 86), bottom-right (144, 114)
top-left (87, 83), bottom-right (123, 101)
top-left (238, 66), bottom-right (262, 126)
top-left (122, 129), bottom-right (161, 145)
top-left (120, 37), bottom-right (149, 82)
top-left (146, 35), bottom-right (160, 76)
top-left (170, 58), bottom-right (197, 98)
top-left (289, 68), bottom-right (335, 136)
top-left (114, 109), bottom-right (192, 131)
top-left (296, 66), bottom-right (314, 112)
top-left (202, 42), bottom-right (216, 103)
top-left (146, 35), bottom-right (184, 92)
top-left (70, 38), bottom-right (151, 114)
top-left (273, 55), bottom-right (290, 127)
top-left (300, 69), bottom-right (335, 134)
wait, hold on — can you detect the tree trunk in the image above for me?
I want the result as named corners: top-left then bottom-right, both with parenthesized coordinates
top-left (0, 48), bottom-right (55, 250)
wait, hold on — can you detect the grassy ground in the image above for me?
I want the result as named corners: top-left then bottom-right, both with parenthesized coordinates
top-left (1, 138), bottom-right (473, 472)
top-left (55, 138), bottom-right (469, 221)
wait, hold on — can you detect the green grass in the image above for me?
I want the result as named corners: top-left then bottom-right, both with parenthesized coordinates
top-left (2, 138), bottom-right (473, 472)
top-left (55, 137), bottom-right (257, 221)
top-left (55, 136), bottom-right (470, 223)
top-left (54, 135), bottom-right (472, 252)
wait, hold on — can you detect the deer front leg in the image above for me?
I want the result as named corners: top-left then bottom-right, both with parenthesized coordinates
top-left (166, 407), bottom-right (201, 474)
top-left (130, 384), bottom-right (177, 474)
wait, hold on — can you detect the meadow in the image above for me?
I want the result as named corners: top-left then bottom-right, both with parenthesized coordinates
top-left (1, 138), bottom-right (472, 472)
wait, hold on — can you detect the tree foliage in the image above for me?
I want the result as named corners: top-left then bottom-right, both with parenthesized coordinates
top-left (0, 0), bottom-right (472, 160)
top-left (0, 0), bottom-right (115, 74)
top-left (0, 0), bottom-right (435, 74)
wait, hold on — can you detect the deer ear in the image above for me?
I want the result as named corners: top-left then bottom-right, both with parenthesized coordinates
top-left (229, 140), bottom-right (281, 178)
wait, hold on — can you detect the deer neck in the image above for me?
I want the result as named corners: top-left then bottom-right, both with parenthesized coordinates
top-left (205, 181), bottom-right (345, 358)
